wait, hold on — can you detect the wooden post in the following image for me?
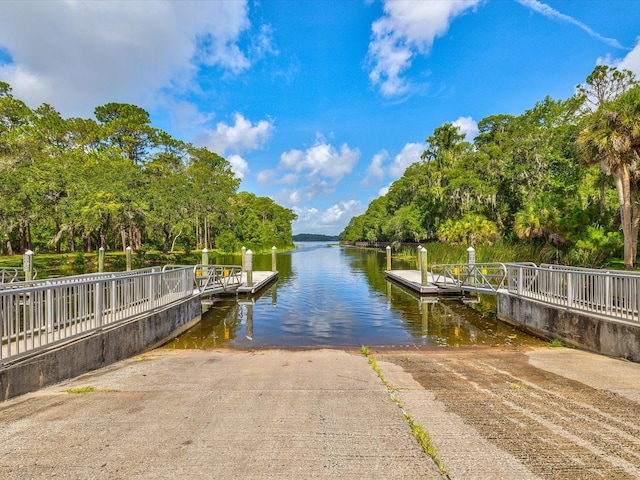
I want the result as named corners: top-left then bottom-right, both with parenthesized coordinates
top-left (386, 245), bottom-right (391, 271)
top-left (202, 248), bottom-right (209, 277)
top-left (467, 246), bottom-right (475, 265)
top-left (98, 247), bottom-right (105, 273)
top-left (272, 246), bottom-right (277, 272)
top-left (241, 246), bottom-right (247, 272)
top-left (421, 247), bottom-right (428, 286)
top-left (246, 249), bottom-right (253, 288)
top-left (126, 246), bottom-right (132, 271)
top-left (417, 245), bottom-right (422, 271)
top-left (23, 250), bottom-right (33, 281)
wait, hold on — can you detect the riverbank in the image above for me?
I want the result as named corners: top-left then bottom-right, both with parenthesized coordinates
top-left (1, 346), bottom-right (638, 479)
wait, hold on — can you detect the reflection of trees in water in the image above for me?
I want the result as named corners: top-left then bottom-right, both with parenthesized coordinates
top-left (385, 280), bottom-right (539, 347)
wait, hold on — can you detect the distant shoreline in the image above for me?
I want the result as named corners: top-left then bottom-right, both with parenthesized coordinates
top-left (292, 233), bottom-right (340, 242)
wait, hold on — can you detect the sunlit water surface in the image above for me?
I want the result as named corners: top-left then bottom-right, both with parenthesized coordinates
top-left (164, 243), bottom-right (545, 349)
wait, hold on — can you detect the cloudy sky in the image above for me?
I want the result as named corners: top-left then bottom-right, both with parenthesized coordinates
top-left (1, 1), bottom-right (639, 235)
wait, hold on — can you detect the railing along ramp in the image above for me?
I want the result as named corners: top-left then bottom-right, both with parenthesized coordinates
top-left (163, 264), bottom-right (243, 296)
top-left (430, 262), bottom-right (516, 294)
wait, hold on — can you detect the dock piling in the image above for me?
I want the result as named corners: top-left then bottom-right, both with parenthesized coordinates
top-left (246, 249), bottom-right (253, 287)
top-left (420, 247), bottom-right (428, 286)
top-left (386, 246), bottom-right (391, 270)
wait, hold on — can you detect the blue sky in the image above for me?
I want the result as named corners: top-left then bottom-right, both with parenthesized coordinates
top-left (1, 1), bottom-right (639, 235)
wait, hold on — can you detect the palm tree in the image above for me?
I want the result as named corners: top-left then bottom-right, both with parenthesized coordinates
top-left (577, 86), bottom-right (640, 268)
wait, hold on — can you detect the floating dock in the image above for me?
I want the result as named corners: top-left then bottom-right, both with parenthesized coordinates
top-left (237, 271), bottom-right (278, 294)
top-left (384, 270), bottom-right (439, 294)
top-left (385, 270), bottom-right (462, 295)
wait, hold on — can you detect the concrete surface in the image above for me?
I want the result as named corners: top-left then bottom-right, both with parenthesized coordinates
top-left (1, 346), bottom-right (639, 479)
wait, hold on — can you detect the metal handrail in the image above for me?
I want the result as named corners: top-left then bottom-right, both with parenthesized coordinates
top-left (430, 262), bottom-right (508, 293)
top-left (0, 268), bottom-right (38, 284)
top-left (0, 267), bottom-right (159, 291)
top-left (164, 264), bottom-right (243, 293)
top-left (507, 263), bottom-right (640, 324)
top-left (1, 266), bottom-right (195, 362)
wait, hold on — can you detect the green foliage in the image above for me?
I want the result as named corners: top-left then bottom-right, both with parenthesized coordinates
top-left (0, 85), bottom-right (296, 255)
top-left (215, 231), bottom-right (239, 253)
top-left (341, 66), bottom-right (640, 267)
top-left (436, 214), bottom-right (500, 245)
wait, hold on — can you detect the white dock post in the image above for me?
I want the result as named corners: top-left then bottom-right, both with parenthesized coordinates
top-left (241, 246), bottom-right (246, 272)
top-left (421, 247), bottom-right (428, 286)
top-left (386, 245), bottom-right (391, 270)
top-left (126, 246), bottom-right (132, 271)
top-left (23, 250), bottom-right (33, 281)
top-left (272, 246), bottom-right (277, 272)
top-left (246, 249), bottom-right (253, 288)
top-left (467, 246), bottom-right (475, 265)
top-left (98, 247), bottom-right (105, 273)
top-left (417, 245), bottom-right (422, 271)
top-left (202, 248), bottom-right (209, 277)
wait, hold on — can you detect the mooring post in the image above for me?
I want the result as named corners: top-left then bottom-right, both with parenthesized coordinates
top-left (241, 246), bottom-right (247, 272)
top-left (126, 246), bottom-right (132, 271)
top-left (467, 246), bottom-right (475, 265)
top-left (272, 246), bottom-right (277, 272)
top-left (98, 247), bottom-right (105, 273)
top-left (417, 245), bottom-right (422, 272)
top-left (202, 248), bottom-right (209, 278)
top-left (420, 247), bottom-right (428, 286)
top-left (386, 245), bottom-right (391, 270)
top-left (23, 250), bottom-right (33, 281)
top-left (246, 249), bottom-right (253, 288)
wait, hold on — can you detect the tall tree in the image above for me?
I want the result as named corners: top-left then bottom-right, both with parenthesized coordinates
top-left (578, 84), bottom-right (640, 268)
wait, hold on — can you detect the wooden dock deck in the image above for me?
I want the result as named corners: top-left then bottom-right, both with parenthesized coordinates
top-left (237, 271), bottom-right (278, 294)
top-left (384, 270), bottom-right (440, 294)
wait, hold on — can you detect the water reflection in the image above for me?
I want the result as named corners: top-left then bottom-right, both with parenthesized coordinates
top-left (163, 243), bottom-right (545, 350)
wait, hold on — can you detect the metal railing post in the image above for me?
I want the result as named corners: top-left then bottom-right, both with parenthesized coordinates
top-left (95, 280), bottom-right (104, 327)
top-left (517, 266), bottom-right (523, 296)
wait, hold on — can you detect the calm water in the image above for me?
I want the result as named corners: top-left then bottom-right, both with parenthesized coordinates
top-left (164, 243), bottom-right (545, 349)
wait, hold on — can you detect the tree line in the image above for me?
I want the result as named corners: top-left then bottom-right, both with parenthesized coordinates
top-left (340, 66), bottom-right (640, 268)
top-left (0, 82), bottom-right (296, 255)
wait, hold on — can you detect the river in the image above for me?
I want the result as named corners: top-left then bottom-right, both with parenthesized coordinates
top-left (163, 242), bottom-right (545, 349)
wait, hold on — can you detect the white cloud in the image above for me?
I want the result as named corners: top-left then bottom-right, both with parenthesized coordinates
top-left (198, 112), bottom-right (274, 155)
top-left (615, 38), bottom-right (640, 78)
top-left (273, 182), bottom-right (336, 207)
top-left (367, 0), bottom-right (481, 96)
top-left (292, 200), bottom-right (365, 235)
top-left (257, 169), bottom-right (298, 185)
top-left (0, 1), bottom-right (262, 117)
top-left (389, 142), bottom-right (422, 178)
top-left (515, 0), bottom-right (627, 50)
top-left (452, 116), bottom-right (479, 140)
top-left (361, 150), bottom-right (389, 186)
top-left (379, 184), bottom-right (392, 197)
top-left (278, 135), bottom-right (360, 182)
top-left (226, 154), bottom-right (249, 181)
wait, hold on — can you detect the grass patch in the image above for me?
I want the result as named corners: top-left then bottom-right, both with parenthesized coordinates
top-left (360, 345), bottom-right (370, 356)
top-left (366, 356), bottom-right (447, 475)
top-left (65, 386), bottom-right (96, 394)
top-left (548, 338), bottom-right (564, 347)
